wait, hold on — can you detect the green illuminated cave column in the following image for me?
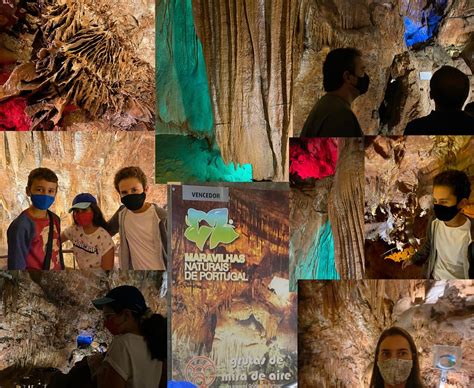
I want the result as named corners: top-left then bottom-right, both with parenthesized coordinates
top-left (156, 0), bottom-right (252, 182)
top-left (291, 220), bottom-right (340, 291)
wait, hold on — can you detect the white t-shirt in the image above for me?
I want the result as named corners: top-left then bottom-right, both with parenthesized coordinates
top-left (63, 225), bottom-right (115, 269)
top-left (105, 333), bottom-right (162, 388)
top-left (123, 206), bottom-right (165, 270)
top-left (433, 218), bottom-right (471, 279)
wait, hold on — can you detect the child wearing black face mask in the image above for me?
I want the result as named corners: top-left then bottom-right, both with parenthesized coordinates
top-left (105, 166), bottom-right (168, 270)
top-left (402, 170), bottom-right (473, 279)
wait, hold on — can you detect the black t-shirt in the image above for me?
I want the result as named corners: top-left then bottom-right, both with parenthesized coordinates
top-left (404, 110), bottom-right (474, 135)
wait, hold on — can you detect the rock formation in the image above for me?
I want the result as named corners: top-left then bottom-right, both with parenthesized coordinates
top-left (290, 138), bottom-right (364, 283)
top-left (299, 280), bottom-right (474, 387)
top-left (0, 270), bottom-right (165, 384)
top-left (293, 0), bottom-right (473, 135)
top-left (0, 0), bottom-right (155, 131)
top-left (364, 136), bottom-right (474, 278)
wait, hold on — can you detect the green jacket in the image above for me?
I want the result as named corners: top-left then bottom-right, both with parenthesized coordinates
top-left (412, 216), bottom-right (474, 278)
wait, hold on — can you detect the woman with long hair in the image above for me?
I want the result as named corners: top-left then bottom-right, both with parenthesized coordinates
top-left (369, 326), bottom-right (424, 388)
top-left (91, 285), bottom-right (167, 388)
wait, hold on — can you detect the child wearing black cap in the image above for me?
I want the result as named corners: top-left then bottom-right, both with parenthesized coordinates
top-left (61, 193), bottom-right (115, 270)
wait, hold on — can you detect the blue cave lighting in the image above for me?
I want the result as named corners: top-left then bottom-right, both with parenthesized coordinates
top-left (403, 1), bottom-right (447, 47)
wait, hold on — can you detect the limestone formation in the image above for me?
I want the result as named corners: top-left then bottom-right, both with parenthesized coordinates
top-left (0, 0), bottom-right (155, 131)
top-left (291, 138), bottom-right (365, 281)
top-left (299, 280), bottom-right (474, 387)
top-left (0, 270), bottom-right (165, 382)
top-left (364, 136), bottom-right (474, 278)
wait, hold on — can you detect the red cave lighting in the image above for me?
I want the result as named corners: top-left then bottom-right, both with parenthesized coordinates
top-left (290, 138), bottom-right (338, 180)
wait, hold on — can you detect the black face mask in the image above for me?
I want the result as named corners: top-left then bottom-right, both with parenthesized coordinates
top-left (121, 192), bottom-right (146, 211)
top-left (354, 73), bottom-right (370, 95)
top-left (433, 204), bottom-right (459, 221)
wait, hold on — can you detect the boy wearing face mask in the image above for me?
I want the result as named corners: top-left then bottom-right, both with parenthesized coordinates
top-left (403, 170), bottom-right (473, 279)
top-left (7, 167), bottom-right (64, 270)
top-left (300, 47), bottom-right (368, 137)
top-left (61, 193), bottom-right (115, 270)
top-left (106, 166), bottom-right (167, 270)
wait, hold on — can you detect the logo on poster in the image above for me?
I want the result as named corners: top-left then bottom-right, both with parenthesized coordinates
top-left (184, 208), bottom-right (239, 250)
top-left (185, 356), bottom-right (217, 387)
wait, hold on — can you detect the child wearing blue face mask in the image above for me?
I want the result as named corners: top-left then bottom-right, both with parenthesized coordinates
top-left (403, 170), bottom-right (473, 279)
top-left (7, 167), bottom-right (64, 270)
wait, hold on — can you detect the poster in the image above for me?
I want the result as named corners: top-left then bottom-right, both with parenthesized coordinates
top-left (170, 184), bottom-right (297, 387)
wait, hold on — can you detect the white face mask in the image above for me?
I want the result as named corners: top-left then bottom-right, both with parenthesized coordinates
top-left (377, 358), bottom-right (413, 385)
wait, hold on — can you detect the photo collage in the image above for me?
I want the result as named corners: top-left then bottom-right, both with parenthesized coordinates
top-left (0, 0), bottom-right (473, 387)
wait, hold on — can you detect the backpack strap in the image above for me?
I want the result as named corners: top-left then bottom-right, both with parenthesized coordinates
top-left (43, 210), bottom-right (54, 270)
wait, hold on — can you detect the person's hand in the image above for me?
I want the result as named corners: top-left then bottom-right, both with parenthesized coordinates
top-left (402, 259), bottom-right (414, 270)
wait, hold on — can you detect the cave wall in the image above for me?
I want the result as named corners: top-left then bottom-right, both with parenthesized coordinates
top-left (156, 0), bottom-right (472, 179)
top-left (364, 136), bottom-right (474, 278)
top-left (0, 132), bottom-right (166, 259)
top-left (191, 0), bottom-right (300, 181)
top-left (0, 0), bottom-right (155, 131)
top-left (290, 138), bottom-right (364, 283)
top-left (293, 0), bottom-right (473, 135)
top-left (299, 280), bottom-right (474, 387)
top-left (0, 270), bottom-right (165, 372)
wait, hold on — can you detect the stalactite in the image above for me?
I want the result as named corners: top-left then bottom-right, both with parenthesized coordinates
top-left (0, 0), bottom-right (155, 130)
top-left (328, 138), bottom-right (365, 279)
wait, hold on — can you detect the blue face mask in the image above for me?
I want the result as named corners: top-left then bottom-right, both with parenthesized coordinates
top-left (31, 194), bottom-right (55, 210)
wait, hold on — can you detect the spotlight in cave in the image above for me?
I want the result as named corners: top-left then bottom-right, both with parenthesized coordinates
top-left (403, 1), bottom-right (447, 47)
top-left (289, 138), bottom-right (338, 187)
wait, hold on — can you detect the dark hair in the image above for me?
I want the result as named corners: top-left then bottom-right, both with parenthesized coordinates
top-left (433, 170), bottom-right (471, 203)
top-left (27, 167), bottom-right (58, 189)
top-left (323, 48), bottom-right (362, 92)
top-left (114, 166), bottom-right (147, 192)
top-left (72, 203), bottom-right (108, 229)
top-left (370, 327), bottom-right (423, 388)
top-left (465, 102), bottom-right (474, 114)
top-left (469, 252), bottom-right (474, 279)
top-left (109, 302), bottom-right (167, 362)
top-left (430, 66), bottom-right (470, 109)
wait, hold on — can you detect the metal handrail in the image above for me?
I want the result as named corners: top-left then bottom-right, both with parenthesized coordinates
top-left (0, 249), bottom-right (75, 260)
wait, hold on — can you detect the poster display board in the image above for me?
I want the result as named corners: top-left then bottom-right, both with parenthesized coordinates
top-left (170, 184), bottom-right (297, 387)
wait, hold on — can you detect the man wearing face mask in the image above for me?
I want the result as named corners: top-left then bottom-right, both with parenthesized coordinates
top-left (402, 170), bottom-right (474, 279)
top-left (106, 166), bottom-right (168, 270)
top-left (300, 47), bottom-right (368, 137)
top-left (7, 167), bottom-right (64, 270)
